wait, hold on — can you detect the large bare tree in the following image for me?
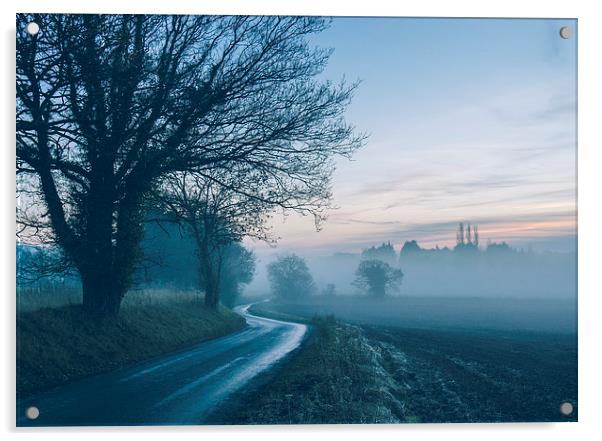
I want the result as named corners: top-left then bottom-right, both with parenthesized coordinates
top-left (16, 14), bottom-right (364, 318)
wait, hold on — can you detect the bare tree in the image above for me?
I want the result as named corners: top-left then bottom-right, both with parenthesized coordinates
top-left (16, 14), bottom-right (364, 318)
top-left (153, 171), bottom-right (268, 308)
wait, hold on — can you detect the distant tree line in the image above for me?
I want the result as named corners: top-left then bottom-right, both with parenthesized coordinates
top-left (264, 223), bottom-right (545, 302)
top-left (360, 242), bottom-right (397, 265)
top-left (399, 223), bottom-right (518, 259)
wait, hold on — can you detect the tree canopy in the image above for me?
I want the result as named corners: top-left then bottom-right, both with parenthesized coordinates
top-left (267, 254), bottom-right (315, 301)
top-left (354, 259), bottom-right (403, 298)
top-left (361, 242), bottom-right (397, 265)
top-left (16, 14), bottom-right (363, 318)
top-left (152, 171), bottom-right (264, 307)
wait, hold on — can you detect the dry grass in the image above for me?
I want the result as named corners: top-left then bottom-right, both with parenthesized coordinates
top-left (17, 288), bottom-right (245, 397)
top-left (17, 284), bottom-right (82, 312)
top-left (17, 285), bottom-right (205, 312)
top-left (233, 316), bottom-right (406, 424)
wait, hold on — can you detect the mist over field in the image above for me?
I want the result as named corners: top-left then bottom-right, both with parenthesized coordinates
top-left (239, 225), bottom-right (576, 335)
top-left (247, 241), bottom-right (577, 300)
top-left (20, 219), bottom-right (577, 335)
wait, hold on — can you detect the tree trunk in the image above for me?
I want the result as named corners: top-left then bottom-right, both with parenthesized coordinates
top-left (80, 269), bottom-right (123, 320)
top-left (204, 279), bottom-right (219, 309)
top-left (78, 186), bottom-right (145, 320)
top-left (193, 223), bottom-right (223, 310)
top-left (371, 282), bottom-right (386, 299)
top-left (200, 255), bottom-right (220, 309)
top-left (78, 234), bottom-right (140, 320)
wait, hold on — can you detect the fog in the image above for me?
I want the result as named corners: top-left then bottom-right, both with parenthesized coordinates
top-left (241, 234), bottom-right (576, 334)
top-left (245, 241), bottom-right (577, 300)
top-left (17, 224), bottom-right (577, 334)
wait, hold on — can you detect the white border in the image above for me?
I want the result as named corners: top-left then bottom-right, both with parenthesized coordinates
top-left (2, 1), bottom-right (601, 440)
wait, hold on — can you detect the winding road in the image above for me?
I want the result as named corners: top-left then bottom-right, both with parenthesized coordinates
top-left (17, 305), bottom-right (308, 426)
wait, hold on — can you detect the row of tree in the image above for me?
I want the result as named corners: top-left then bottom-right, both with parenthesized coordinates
top-left (360, 223), bottom-right (517, 265)
top-left (16, 14), bottom-right (364, 319)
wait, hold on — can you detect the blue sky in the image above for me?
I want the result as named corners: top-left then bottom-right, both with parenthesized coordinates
top-left (250, 18), bottom-right (577, 256)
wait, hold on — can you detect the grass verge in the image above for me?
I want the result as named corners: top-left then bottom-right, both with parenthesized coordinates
top-left (17, 296), bottom-right (245, 397)
top-left (232, 315), bottom-right (406, 424)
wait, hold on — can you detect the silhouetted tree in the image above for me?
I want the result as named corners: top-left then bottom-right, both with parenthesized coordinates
top-left (400, 240), bottom-right (422, 255)
top-left (361, 242), bottom-right (397, 265)
top-left (267, 254), bottom-right (315, 301)
top-left (456, 223), bottom-right (465, 246)
top-left (219, 244), bottom-right (256, 308)
top-left (399, 240), bottom-right (424, 265)
top-left (354, 259), bottom-right (403, 298)
top-left (153, 172), bottom-right (266, 308)
top-left (16, 14), bottom-right (363, 318)
top-left (486, 241), bottom-right (513, 254)
top-left (455, 222), bottom-right (479, 251)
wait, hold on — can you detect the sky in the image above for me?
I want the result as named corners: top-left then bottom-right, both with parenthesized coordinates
top-left (247, 18), bottom-right (577, 258)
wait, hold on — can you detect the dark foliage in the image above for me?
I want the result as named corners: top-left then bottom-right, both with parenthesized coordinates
top-left (361, 242), bottom-right (397, 265)
top-left (454, 222), bottom-right (479, 252)
top-left (267, 254), bottom-right (316, 300)
top-left (399, 239), bottom-right (422, 255)
top-left (219, 244), bottom-right (255, 307)
top-left (354, 259), bottom-right (403, 298)
top-left (16, 14), bottom-right (363, 318)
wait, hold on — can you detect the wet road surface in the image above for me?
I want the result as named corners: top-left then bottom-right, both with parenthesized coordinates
top-left (17, 305), bottom-right (308, 426)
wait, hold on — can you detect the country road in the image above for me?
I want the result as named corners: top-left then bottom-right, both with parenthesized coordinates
top-left (17, 305), bottom-right (308, 426)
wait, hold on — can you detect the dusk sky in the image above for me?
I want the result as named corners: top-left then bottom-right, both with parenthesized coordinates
top-left (248, 18), bottom-right (577, 257)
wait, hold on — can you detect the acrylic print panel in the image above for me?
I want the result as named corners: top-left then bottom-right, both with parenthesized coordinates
top-left (16, 14), bottom-right (577, 426)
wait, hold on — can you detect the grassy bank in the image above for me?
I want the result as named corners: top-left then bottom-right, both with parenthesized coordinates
top-left (232, 316), bottom-right (407, 424)
top-left (17, 289), bottom-right (245, 397)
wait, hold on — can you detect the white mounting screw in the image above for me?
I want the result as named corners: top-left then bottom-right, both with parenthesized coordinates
top-left (25, 22), bottom-right (40, 36)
